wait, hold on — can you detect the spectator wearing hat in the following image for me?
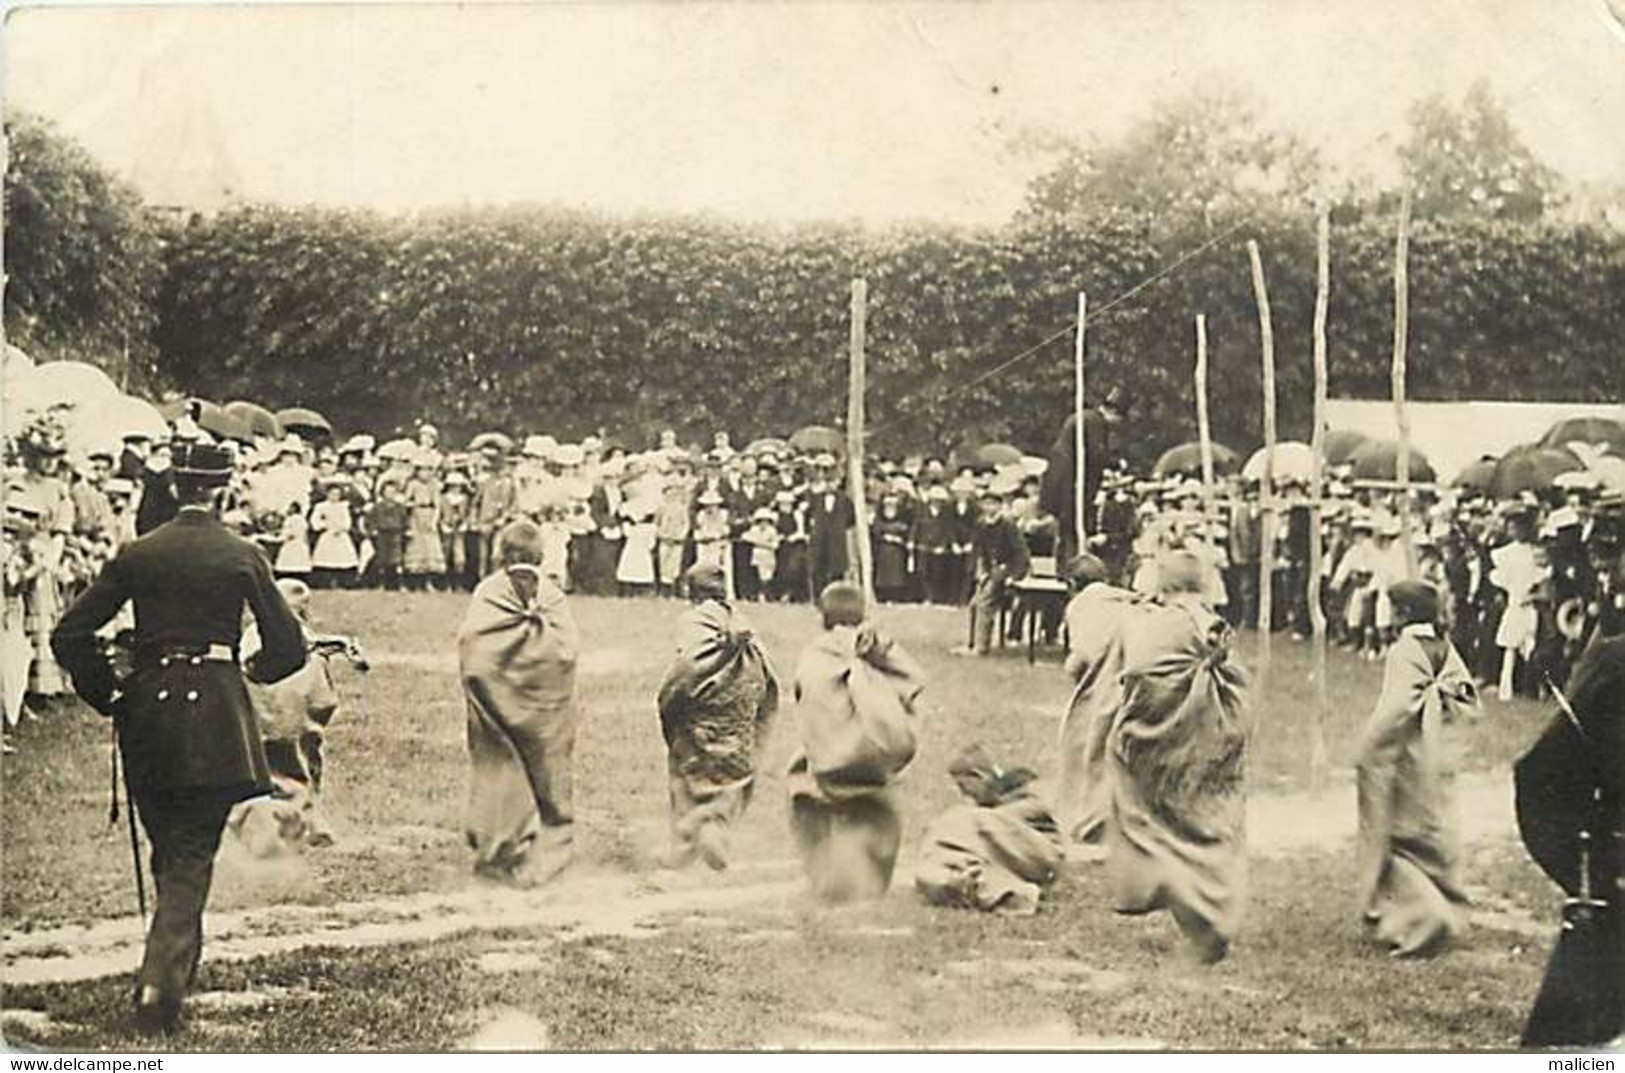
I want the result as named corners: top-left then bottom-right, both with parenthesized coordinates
top-left (910, 485), bottom-right (959, 606)
top-left (655, 464), bottom-right (695, 598)
top-left (741, 508), bottom-right (781, 600)
top-left (471, 447), bottom-right (518, 580)
top-left (51, 439), bottom-right (307, 1035)
top-left (1539, 505), bottom-right (1594, 690)
top-left (273, 501), bottom-right (313, 583)
top-left (1332, 510), bottom-right (1384, 659)
top-left (954, 487), bottom-right (1032, 657)
top-left (439, 470), bottom-right (475, 591)
top-left (691, 488), bottom-right (732, 595)
top-left (309, 480), bottom-right (361, 588)
top-left (725, 455), bottom-right (772, 601)
top-left (12, 415), bottom-right (77, 698)
top-left (769, 490), bottom-right (810, 602)
top-left (871, 492), bottom-right (912, 604)
top-left (365, 481), bottom-right (410, 590)
top-left (1490, 508), bottom-right (1548, 700)
top-left (805, 454), bottom-right (853, 595)
top-left (947, 475), bottom-right (979, 604)
top-left (402, 459), bottom-right (446, 590)
top-left (578, 457), bottom-right (626, 597)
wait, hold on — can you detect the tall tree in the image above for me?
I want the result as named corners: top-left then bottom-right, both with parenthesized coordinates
top-left (1018, 89), bottom-right (1324, 236)
top-left (3, 112), bottom-right (166, 386)
top-left (1399, 80), bottom-right (1559, 221)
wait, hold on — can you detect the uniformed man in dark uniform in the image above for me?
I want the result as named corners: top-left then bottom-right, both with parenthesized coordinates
top-left (51, 440), bottom-right (306, 1036)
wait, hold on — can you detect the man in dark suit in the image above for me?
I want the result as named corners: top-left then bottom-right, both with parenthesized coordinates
top-left (52, 441), bottom-right (307, 1036)
top-left (954, 488), bottom-right (1031, 657)
top-left (804, 454), bottom-right (853, 594)
top-left (725, 455), bottom-right (772, 600)
top-left (1040, 390), bottom-right (1124, 565)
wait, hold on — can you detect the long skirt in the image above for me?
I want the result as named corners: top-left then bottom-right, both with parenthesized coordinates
top-left (24, 574), bottom-right (67, 696)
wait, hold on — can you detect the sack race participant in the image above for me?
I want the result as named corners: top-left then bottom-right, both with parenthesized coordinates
top-left (1054, 553), bottom-right (1150, 849)
top-left (1515, 631), bottom-right (1625, 1047)
top-left (915, 745), bottom-right (1063, 915)
top-left (1355, 580), bottom-right (1480, 958)
top-left (1107, 552), bottom-right (1250, 964)
top-left (788, 581), bottom-right (925, 903)
top-left (232, 579), bottom-right (368, 855)
top-left (657, 563), bottom-right (779, 869)
top-left (51, 441), bottom-right (307, 1036)
top-left (458, 521), bottom-right (580, 886)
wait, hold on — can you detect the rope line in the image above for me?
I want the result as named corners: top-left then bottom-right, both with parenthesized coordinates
top-left (870, 216), bottom-right (1253, 434)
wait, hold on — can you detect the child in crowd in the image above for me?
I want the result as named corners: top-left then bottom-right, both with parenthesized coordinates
top-left (273, 502), bottom-right (312, 582)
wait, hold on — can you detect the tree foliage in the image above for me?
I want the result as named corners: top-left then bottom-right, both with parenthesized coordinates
top-left (153, 201), bottom-right (1625, 464)
top-left (3, 112), bottom-right (166, 386)
top-left (1020, 90), bottom-right (1325, 239)
top-left (1400, 80), bottom-right (1560, 222)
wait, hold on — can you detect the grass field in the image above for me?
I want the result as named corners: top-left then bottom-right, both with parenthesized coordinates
top-left (0, 590), bottom-right (1566, 1050)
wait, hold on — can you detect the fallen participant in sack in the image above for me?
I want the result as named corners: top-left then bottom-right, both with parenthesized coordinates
top-left (916, 744), bottom-right (1063, 915)
top-left (787, 580), bottom-right (925, 904)
top-left (1107, 552), bottom-right (1251, 964)
top-left (657, 562), bottom-right (779, 870)
top-left (459, 521), bottom-right (580, 886)
top-left (233, 579), bottom-right (368, 855)
top-left (1356, 579), bottom-right (1480, 958)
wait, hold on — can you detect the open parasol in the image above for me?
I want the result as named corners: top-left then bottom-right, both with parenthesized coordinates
top-left (1539, 415), bottom-right (1625, 456)
top-left (1152, 441), bottom-right (1238, 477)
top-left (224, 401), bottom-right (283, 440)
top-left (27, 360), bottom-right (120, 410)
top-left (1348, 440), bottom-right (1437, 483)
top-left (1241, 441), bottom-right (1316, 483)
top-left (788, 425), bottom-right (843, 456)
top-left (194, 401), bottom-right (253, 444)
top-left (1323, 429), bottom-right (1373, 467)
top-left (1452, 456), bottom-right (1499, 494)
top-left (277, 407), bottom-right (333, 437)
top-left (1490, 444), bottom-right (1582, 500)
top-left (744, 437), bottom-right (791, 457)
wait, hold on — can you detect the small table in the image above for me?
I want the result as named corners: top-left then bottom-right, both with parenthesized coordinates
top-left (1010, 576), bottom-right (1071, 663)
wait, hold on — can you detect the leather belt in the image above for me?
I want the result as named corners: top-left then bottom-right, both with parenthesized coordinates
top-left (142, 643), bottom-right (238, 669)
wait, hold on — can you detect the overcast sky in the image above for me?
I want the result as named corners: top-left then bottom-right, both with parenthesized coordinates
top-left (7, 0), bottom-right (1625, 224)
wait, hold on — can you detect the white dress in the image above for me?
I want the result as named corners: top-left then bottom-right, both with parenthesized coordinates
top-left (617, 521), bottom-right (657, 585)
top-left (274, 515), bottom-right (313, 575)
top-left (310, 500), bottom-right (360, 571)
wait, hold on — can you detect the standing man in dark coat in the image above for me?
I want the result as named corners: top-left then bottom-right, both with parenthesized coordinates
top-left (51, 441), bottom-right (307, 1036)
top-left (804, 454), bottom-right (853, 595)
top-left (726, 455), bottom-right (772, 601)
top-left (1515, 631), bottom-right (1625, 1047)
top-left (954, 488), bottom-right (1032, 657)
top-left (1040, 391), bottom-right (1123, 566)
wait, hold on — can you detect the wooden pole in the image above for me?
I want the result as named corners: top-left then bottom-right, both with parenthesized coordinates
top-left (848, 278), bottom-right (875, 605)
top-left (1392, 190), bottom-right (1418, 581)
top-left (1308, 210), bottom-right (1331, 791)
top-left (1195, 314), bottom-right (1217, 549)
top-left (1247, 240), bottom-right (1276, 687)
top-left (1073, 291), bottom-right (1089, 554)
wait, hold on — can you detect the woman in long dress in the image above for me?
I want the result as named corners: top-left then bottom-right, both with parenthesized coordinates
top-left (1356, 579), bottom-right (1480, 957)
top-left (458, 521), bottom-right (580, 885)
top-left (13, 423), bottom-right (75, 698)
top-left (403, 462), bottom-right (445, 587)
